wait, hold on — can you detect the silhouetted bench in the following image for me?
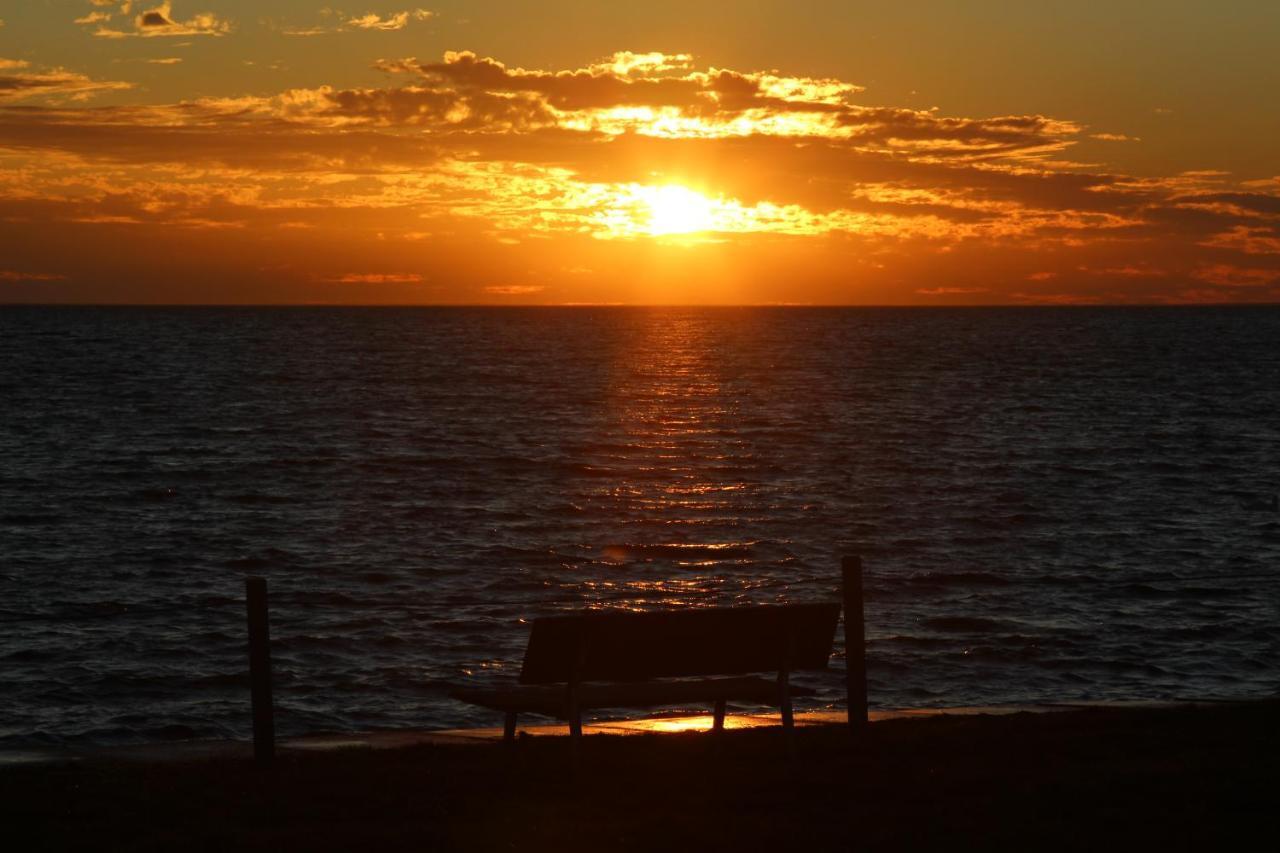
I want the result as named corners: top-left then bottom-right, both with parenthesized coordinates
top-left (452, 601), bottom-right (844, 744)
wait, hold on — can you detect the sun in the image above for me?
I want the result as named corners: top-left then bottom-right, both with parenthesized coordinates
top-left (638, 185), bottom-right (717, 236)
top-left (593, 182), bottom-right (760, 239)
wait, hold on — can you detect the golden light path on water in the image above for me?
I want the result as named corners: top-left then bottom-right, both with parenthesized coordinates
top-left (570, 312), bottom-right (782, 612)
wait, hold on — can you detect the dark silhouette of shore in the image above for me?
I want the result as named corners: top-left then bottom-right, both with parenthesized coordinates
top-left (5, 701), bottom-right (1275, 851)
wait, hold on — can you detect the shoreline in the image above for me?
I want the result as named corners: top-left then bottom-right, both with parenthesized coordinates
top-left (6, 699), bottom-right (1276, 851)
top-left (0, 696), bottom-right (1256, 768)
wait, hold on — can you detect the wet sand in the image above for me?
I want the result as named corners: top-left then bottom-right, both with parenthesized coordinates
top-left (5, 701), bottom-right (1276, 851)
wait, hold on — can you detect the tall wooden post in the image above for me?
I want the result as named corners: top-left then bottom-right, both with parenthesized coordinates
top-left (245, 576), bottom-right (275, 765)
top-left (842, 555), bottom-right (869, 730)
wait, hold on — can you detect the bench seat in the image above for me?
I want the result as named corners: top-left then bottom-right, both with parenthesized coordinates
top-left (451, 599), bottom-right (849, 744)
top-left (452, 675), bottom-right (816, 718)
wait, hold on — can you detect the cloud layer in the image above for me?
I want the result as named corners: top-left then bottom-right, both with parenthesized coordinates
top-left (0, 48), bottom-right (1277, 303)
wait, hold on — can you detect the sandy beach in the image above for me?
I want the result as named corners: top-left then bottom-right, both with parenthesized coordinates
top-left (6, 700), bottom-right (1275, 851)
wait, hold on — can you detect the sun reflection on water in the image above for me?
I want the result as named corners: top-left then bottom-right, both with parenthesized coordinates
top-left (560, 312), bottom-right (785, 612)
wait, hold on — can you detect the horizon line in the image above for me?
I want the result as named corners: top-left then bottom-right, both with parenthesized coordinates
top-left (3, 302), bottom-right (1280, 310)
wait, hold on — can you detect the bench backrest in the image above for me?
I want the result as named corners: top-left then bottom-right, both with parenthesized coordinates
top-left (519, 602), bottom-right (841, 685)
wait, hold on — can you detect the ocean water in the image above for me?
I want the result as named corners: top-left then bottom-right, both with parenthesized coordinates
top-left (1, 306), bottom-right (1278, 748)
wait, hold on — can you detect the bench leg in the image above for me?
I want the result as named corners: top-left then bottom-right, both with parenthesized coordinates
top-left (503, 712), bottom-right (517, 744)
top-left (566, 679), bottom-right (583, 741)
top-left (778, 668), bottom-right (795, 756)
top-left (781, 695), bottom-right (795, 753)
top-left (569, 710), bottom-right (583, 774)
top-left (712, 699), bottom-right (727, 733)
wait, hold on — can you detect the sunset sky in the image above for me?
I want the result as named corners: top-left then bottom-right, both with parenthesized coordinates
top-left (2, 1), bottom-right (1278, 304)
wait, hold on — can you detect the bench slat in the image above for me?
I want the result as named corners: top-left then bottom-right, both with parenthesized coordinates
top-left (519, 603), bottom-right (841, 685)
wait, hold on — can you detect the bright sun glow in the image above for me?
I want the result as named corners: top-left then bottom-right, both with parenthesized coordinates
top-left (585, 179), bottom-right (837, 240)
top-left (639, 185), bottom-right (718, 235)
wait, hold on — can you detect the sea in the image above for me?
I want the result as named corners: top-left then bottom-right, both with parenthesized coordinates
top-left (1, 306), bottom-right (1278, 748)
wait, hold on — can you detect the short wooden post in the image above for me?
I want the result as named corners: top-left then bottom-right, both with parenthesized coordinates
top-left (712, 699), bottom-right (727, 734)
top-left (503, 712), bottom-right (518, 744)
top-left (842, 555), bottom-right (869, 730)
top-left (245, 576), bottom-right (275, 765)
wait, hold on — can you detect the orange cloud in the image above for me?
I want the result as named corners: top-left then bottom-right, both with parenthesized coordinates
top-left (321, 273), bottom-right (425, 283)
top-left (0, 270), bottom-right (68, 281)
top-left (1202, 226), bottom-right (1280, 255)
top-left (347, 10), bottom-right (433, 31)
top-left (0, 60), bottom-right (132, 103)
top-left (281, 9), bottom-right (433, 36)
top-left (1079, 264), bottom-right (1167, 277)
top-left (1192, 264), bottom-right (1280, 287)
top-left (87, 2), bottom-right (231, 39)
top-left (485, 285), bottom-right (546, 295)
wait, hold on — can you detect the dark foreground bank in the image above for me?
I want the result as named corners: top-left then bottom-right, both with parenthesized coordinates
top-left (6, 702), bottom-right (1277, 852)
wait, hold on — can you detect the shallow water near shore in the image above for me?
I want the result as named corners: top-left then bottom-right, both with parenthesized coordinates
top-left (2, 305), bottom-right (1279, 747)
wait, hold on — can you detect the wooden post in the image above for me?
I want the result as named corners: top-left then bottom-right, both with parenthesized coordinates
top-left (777, 632), bottom-right (796, 756)
top-left (777, 661), bottom-right (794, 731)
top-left (842, 555), bottom-right (869, 730)
top-left (566, 627), bottom-right (586, 769)
top-left (245, 576), bottom-right (275, 765)
top-left (712, 699), bottom-right (727, 734)
top-left (566, 680), bottom-right (583, 740)
top-left (503, 711), bottom-right (518, 744)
